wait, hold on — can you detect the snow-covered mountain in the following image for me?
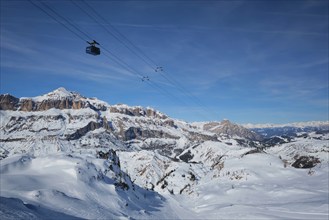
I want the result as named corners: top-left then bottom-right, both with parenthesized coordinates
top-left (0, 87), bottom-right (262, 159)
top-left (243, 121), bottom-right (329, 129)
top-left (243, 121), bottom-right (329, 138)
top-left (1, 88), bottom-right (328, 219)
top-left (194, 119), bottom-right (263, 141)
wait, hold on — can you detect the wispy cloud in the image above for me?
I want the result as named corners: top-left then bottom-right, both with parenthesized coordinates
top-left (296, 59), bottom-right (329, 69)
top-left (220, 27), bottom-right (328, 37)
top-left (113, 23), bottom-right (328, 37)
top-left (1, 29), bottom-right (143, 84)
top-left (0, 31), bottom-right (40, 55)
top-left (259, 75), bottom-right (328, 100)
top-left (261, 11), bottom-right (328, 18)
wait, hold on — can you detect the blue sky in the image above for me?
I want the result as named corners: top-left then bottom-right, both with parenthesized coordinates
top-left (1, 0), bottom-right (328, 124)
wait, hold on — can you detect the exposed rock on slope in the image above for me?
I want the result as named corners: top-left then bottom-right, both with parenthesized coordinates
top-left (109, 104), bottom-right (167, 119)
top-left (202, 120), bottom-right (263, 141)
top-left (0, 88), bottom-right (221, 159)
top-left (291, 156), bottom-right (321, 169)
top-left (0, 94), bottom-right (19, 110)
top-left (0, 88), bottom-right (107, 111)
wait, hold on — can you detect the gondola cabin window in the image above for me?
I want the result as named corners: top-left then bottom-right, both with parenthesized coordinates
top-left (86, 45), bottom-right (100, 55)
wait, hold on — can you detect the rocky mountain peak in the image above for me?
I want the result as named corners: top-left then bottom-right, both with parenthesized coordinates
top-left (220, 119), bottom-right (232, 125)
top-left (51, 87), bottom-right (71, 95)
top-left (47, 87), bottom-right (74, 97)
top-left (203, 120), bottom-right (263, 141)
top-left (0, 94), bottom-right (19, 110)
top-left (33, 87), bottom-right (84, 102)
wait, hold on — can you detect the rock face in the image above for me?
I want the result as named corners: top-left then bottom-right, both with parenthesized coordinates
top-left (123, 127), bottom-right (179, 141)
top-left (97, 149), bottom-right (133, 191)
top-left (0, 94), bottom-right (19, 110)
top-left (36, 99), bottom-right (85, 111)
top-left (0, 88), bottom-right (265, 159)
top-left (0, 88), bottom-right (107, 112)
top-left (67, 121), bottom-right (102, 140)
top-left (0, 88), bottom-right (222, 159)
top-left (291, 156), bottom-right (321, 169)
top-left (203, 120), bottom-right (263, 141)
top-left (19, 99), bottom-right (34, 111)
top-left (109, 105), bottom-right (167, 119)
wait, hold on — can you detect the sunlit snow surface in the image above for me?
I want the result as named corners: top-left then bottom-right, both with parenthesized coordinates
top-left (0, 154), bottom-right (177, 219)
top-left (1, 149), bottom-right (328, 219)
top-left (186, 155), bottom-right (329, 219)
top-left (1, 89), bottom-right (328, 219)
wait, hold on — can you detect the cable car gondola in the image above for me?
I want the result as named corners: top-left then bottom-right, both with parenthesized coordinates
top-left (86, 40), bottom-right (100, 55)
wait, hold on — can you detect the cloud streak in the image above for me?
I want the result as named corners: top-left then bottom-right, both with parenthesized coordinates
top-left (113, 23), bottom-right (328, 37)
top-left (1, 29), bottom-right (143, 84)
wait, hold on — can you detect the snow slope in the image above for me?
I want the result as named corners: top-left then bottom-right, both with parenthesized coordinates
top-left (1, 149), bottom-right (328, 219)
top-left (0, 153), bottom-right (182, 219)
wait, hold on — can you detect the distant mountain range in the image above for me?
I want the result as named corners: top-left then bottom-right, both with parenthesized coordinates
top-left (243, 121), bottom-right (329, 138)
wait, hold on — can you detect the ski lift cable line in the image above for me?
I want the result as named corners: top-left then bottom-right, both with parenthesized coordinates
top-left (28, 0), bottom-right (142, 79)
top-left (101, 51), bottom-right (143, 79)
top-left (100, 46), bottom-right (144, 79)
top-left (101, 47), bottom-right (205, 112)
top-left (101, 49), bottom-right (200, 113)
top-left (79, 0), bottom-right (217, 119)
top-left (161, 70), bottom-right (218, 118)
top-left (145, 81), bottom-right (212, 120)
top-left (71, 0), bottom-right (156, 70)
top-left (72, 1), bottom-right (190, 93)
top-left (146, 81), bottom-right (188, 107)
top-left (33, 0), bottom-right (173, 93)
top-left (46, 0), bottom-right (191, 109)
top-left (81, 0), bottom-right (159, 68)
top-left (101, 46), bottom-right (196, 108)
top-left (28, 0), bottom-right (87, 42)
top-left (29, 0), bottom-right (212, 120)
top-left (33, 0), bottom-right (187, 109)
top-left (37, 0), bottom-right (93, 41)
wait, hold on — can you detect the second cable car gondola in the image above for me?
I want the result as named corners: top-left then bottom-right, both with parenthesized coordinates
top-left (86, 40), bottom-right (100, 55)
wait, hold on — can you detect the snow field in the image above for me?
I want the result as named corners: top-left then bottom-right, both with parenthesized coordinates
top-left (1, 143), bottom-right (328, 219)
top-left (0, 153), bottom-right (183, 219)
